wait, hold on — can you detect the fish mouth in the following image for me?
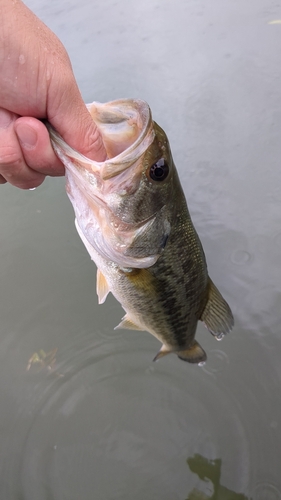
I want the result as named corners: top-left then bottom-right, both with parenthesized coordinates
top-left (47, 99), bottom-right (168, 269)
top-left (47, 99), bottom-right (155, 181)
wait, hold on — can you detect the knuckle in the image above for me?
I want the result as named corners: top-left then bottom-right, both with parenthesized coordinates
top-left (83, 126), bottom-right (106, 160)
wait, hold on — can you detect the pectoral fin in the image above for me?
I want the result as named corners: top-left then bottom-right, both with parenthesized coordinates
top-left (96, 269), bottom-right (110, 304)
top-left (200, 278), bottom-right (234, 339)
top-left (177, 340), bottom-right (207, 364)
top-left (114, 314), bottom-right (144, 331)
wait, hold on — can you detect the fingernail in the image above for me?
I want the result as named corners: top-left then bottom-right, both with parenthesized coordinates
top-left (15, 123), bottom-right (38, 149)
top-left (0, 108), bottom-right (13, 129)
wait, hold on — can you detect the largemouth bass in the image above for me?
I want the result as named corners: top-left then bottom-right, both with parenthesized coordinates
top-left (48, 99), bottom-right (233, 364)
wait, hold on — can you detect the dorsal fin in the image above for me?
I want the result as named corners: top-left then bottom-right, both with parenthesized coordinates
top-left (96, 269), bottom-right (110, 304)
top-left (200, 278), bottom-right (234, 337)
top-left (114, 314), bottom-right (144, 331)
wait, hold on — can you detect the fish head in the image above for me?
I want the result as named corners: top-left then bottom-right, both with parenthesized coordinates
top-left (48, 99), bottom-right (180, 269)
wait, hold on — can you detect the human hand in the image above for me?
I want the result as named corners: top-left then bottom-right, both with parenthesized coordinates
top-left (0, 0), bottom-right (106, 189)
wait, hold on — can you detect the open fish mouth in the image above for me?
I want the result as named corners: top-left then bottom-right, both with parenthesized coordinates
top-left (47, 100), bottom-right (169, 269)
top-left (47, 99), bottom-right (155, 180)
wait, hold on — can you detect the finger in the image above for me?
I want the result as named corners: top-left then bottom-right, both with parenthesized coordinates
top-left (47, 74), bottom-right (107, 162)
top-left (14, 117), bottom-right (65, 177)
top-left (0, 108), bottom-right (46, 189)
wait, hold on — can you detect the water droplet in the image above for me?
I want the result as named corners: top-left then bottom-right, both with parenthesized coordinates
top-left (254, 482), bottom-right (281, 500)
top-left (215, 333), bottom-right (225, 341)
top-left (29, 187), bottom-right (36, 191)
top-left (198, 361), bottom-right (206, 367)
top-left (230, 249), bottom-right (252, 265)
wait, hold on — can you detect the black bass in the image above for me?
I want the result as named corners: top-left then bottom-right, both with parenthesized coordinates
top-left (48, 99), bottom-right (233, 364)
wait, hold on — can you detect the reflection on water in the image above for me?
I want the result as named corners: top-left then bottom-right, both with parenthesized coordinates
top-left (26, 348), bottom-right (64, 378)
top-left (186, 454), bottom-right (250, 500)
top-left (27, 348), bottom-right (57, 373)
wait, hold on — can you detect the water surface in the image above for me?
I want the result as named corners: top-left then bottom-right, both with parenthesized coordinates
top-left (1, 0), bottom-right (281, 498)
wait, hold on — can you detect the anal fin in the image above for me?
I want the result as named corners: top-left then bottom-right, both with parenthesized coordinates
top-left (114, 314), bottom-right (144, 331)
top-left (200, 277), bottom-right (234, 338)
top-left (153, 344), bottom-right (170, 362)
top-left (177, 340), bottom-right (207, 364)
top-left (96, 269), bottom-right (110, 304)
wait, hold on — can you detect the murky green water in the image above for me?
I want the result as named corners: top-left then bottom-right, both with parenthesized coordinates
top-left (1, 0), bottom-right (281, 499)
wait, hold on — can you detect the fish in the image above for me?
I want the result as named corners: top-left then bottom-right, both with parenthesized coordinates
top-left (47, 99), bottom-right (234, 364)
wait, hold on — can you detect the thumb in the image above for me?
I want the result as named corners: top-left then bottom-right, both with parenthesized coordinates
top-left (47, 77), bottom-right (106, 162)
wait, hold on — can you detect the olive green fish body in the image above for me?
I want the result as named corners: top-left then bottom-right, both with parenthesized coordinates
top-left (114, 204), bottom-right (208, 347)
top-left (48, 99), bottom-right (233, 364)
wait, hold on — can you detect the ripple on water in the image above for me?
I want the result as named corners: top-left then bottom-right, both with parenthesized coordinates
top-left (230, 249), bottom-right (252, 265)
top-left (254, 482), bottom-right (281, 500)
top-left (202, 349), bottom-right (229, 375)
top-left (15, 343), bottom-right (254, 500)
top-left (1, 333), bottom-right (280, 500)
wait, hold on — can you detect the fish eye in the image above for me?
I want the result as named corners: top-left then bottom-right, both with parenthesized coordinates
top-left (149, 158), bottom-right (169, 181)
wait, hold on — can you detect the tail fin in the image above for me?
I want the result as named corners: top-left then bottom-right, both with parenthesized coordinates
top-left (153, 341), bottom-right (206, 364)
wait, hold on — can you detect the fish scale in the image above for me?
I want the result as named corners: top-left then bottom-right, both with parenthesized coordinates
top-left (47, 98), bottom-right (234, 364)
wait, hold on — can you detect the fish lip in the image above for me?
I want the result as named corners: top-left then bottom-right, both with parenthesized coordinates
top-left (87, 98), bottom-right (153, 161)
top-left (46, 130), bottom-right (108, 211)
top-left (65, 167), bottom-right (107, 209)
top-left (47, 99), bottom-right (155, 180)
